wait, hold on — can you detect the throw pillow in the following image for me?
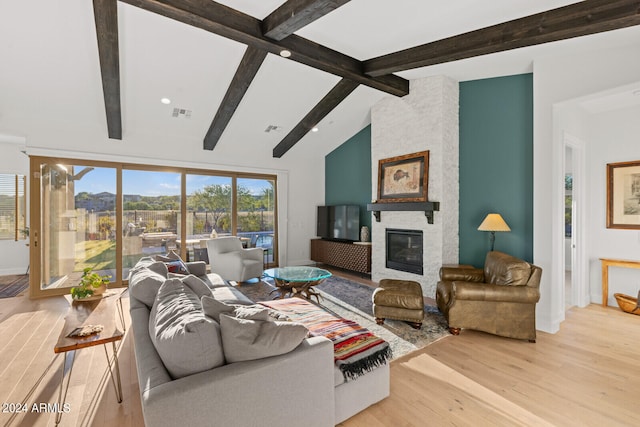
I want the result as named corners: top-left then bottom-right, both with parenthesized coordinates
top-left (146, 260), bottom-right (169, 277)
top-left (129, 257), bottom-right (167, 278)
top-left (201, 295), bottom-right (272, 322)
top-left (182, 274), bottom-right (212, 299)
top-left (156, 250), bottom-right (190, 275)
top-left (155, 250), bottom-right (182, 263)
top-left (149, 278), bottom-right (225, 379)
top-left (164, 259), bottom-right (189, 275)
top-left (219, 314), bottom-right (308, 363)
top-left (128, 263), bottom-right (168, 307)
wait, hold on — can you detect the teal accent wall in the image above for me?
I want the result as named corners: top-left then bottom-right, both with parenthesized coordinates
top-left (325, 125), bottom-right (372, 231)
top-left (459, 74), bottom-right (533, 266)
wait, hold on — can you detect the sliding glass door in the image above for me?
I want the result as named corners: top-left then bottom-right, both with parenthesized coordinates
top-left (236, 177), bottom-right (276, 268)
top-left (186, 174), bottom-right (232, 262)
top-left (33, 160), bottom-right (117, 293)
top-left (122, 169), bottom-right (181, 280)
top-left (29, 156), bottom-right (278, 297)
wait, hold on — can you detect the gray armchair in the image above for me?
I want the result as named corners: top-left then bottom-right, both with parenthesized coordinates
top-left (205, 236), bottom-right (263, 282)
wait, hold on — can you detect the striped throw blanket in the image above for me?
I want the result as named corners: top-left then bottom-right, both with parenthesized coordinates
top-left (260, 298), bottom-right (391, 381)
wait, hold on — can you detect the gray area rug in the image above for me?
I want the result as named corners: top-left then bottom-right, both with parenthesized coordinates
top-left (233, 276), bottom-right (451, 360)
top-left (0, 275), bottom-right (29, 299)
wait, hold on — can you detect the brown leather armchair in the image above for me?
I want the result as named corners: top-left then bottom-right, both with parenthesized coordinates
top-left (436, 251), bottom-right (542, 342)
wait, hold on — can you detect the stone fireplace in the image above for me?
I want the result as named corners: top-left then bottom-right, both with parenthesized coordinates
top-left (371, 76), bottom-right (459, 297)
top-left (386, 228), bottom-right (423, 275)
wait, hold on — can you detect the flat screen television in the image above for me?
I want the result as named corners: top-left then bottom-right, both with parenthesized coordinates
top-left (317, 205), bottom-right (360, 242)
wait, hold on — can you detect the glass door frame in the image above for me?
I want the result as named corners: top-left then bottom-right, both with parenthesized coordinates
top-left (29, 156), bottom-right (124, 298)
top-left (29, 156), bottom-right (278, 298)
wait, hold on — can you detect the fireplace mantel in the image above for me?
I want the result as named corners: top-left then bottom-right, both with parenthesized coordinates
top-left (367, 202), bottom-right (440, 224)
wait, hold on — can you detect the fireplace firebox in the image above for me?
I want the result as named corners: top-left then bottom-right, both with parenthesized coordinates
top-left (385, 228), bottom-right (423, 275)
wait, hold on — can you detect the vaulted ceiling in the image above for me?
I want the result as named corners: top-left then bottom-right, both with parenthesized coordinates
top-left (2, 1), bottom-right (640, 160)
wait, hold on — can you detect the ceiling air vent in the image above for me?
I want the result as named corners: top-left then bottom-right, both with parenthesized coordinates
top-left (264, 125), bottom-right (283, 133)
top-left (172, 108), bottom-right (192, 119)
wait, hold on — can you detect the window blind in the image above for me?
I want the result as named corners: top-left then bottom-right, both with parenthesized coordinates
top-left (0, 174), bottom-right (26, 240)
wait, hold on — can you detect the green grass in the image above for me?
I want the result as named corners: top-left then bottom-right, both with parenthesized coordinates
top-left (73, 240), bottom-right (141, 272)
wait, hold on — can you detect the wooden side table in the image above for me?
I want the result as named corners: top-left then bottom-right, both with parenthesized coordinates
top-left (53, 289), bottom-right (126, 424)
top-left (599, 258), bottom-right (640, 307)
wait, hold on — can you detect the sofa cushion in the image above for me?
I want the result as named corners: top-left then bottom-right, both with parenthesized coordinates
top-left (149, 278), bottom-right (225, 379)
top-left (129, 262), bottom-right (169, 308)
top-left (199, 273), bottom-right (227, 289)
top-left (219, 314), bottom-right (308, 363)
top-left (210, 286), bottom-right (254, 305)
top-left (201, 295), bottom-right (272, 322)
top-left (484, 251), bottom-right (532, 286)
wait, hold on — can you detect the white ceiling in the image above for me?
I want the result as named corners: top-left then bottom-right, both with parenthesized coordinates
top-left (1, 0), bottom-right (639, 157)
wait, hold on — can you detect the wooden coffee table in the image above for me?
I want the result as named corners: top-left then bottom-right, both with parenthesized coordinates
top-left (53, 289), bottom-right (126, 424)
top-left (263, 266), bottom-right (331, 303)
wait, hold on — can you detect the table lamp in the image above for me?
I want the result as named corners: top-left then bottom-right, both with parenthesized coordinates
top-left (478, 213), bottom-right (511, 251)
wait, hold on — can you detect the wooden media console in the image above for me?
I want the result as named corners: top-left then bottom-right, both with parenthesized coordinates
top-left (310, 239), bottom-right (371, 274)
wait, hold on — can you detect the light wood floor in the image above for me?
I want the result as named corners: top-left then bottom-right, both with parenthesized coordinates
top-left (1, 273), bottom-right (639, 427)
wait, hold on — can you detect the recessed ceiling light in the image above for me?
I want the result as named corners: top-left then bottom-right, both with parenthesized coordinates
top-left (161, 98), bottom-right (171, 105)
top-left (311, 127), bottom-right (319, 132)
top-left (279, 50), bottom-right (292, 58)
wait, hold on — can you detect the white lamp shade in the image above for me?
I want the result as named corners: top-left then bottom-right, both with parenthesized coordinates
top-left (478, 213), bottom-right (511, 232)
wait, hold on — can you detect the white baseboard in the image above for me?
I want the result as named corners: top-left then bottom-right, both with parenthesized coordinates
top-left (0, 266), bottom-right (29, 276)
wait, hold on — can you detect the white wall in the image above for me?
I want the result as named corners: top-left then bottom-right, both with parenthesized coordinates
top-left (587, 105), bottom-right (640, 304)
top-left (533, 42), bottom-right (640, 332)
top-left (0, 141), bottom-right (29, 275)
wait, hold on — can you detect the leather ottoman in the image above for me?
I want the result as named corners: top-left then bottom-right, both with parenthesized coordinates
top-left (372, 279), bottom-right (424, 329)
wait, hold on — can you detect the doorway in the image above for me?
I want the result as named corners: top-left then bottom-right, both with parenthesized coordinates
top-left (563, 133), bottom-right (586, 309)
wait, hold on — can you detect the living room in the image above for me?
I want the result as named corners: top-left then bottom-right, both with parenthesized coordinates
top-left (1, 1), bottom-right (640, 426)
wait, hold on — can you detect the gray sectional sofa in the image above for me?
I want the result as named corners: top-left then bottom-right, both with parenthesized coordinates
top-left (128, 257), bottom-right (389, 427)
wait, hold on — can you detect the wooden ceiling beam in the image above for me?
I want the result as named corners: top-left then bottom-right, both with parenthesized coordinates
top-left (93, 0), bottom-right (122, 139)
top-left (272, 79), bottom-right (359, 158)
top-left (364, 0), bottom-right (640, 77)
top-left (203, 47), bottom-right (267, 151)
top-left (262, 0), bottom-right (351, 41)
top-left (119, 0), bottom-right (408, 96)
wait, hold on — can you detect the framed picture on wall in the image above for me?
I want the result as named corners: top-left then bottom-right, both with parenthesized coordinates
top-left (607, 160), bottom-right (640, 229)
top-left (377, 151), bottom-right (429, 203)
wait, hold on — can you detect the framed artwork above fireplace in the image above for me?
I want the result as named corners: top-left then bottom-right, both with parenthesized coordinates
top-left (377, 151), bottom-right (429, 203)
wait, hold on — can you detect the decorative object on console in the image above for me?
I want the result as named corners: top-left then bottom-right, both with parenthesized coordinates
top-left (614, 292), bottom-right (640, 315)
top-left (477, 213), bottom-right (511, 251)
top-left (67, 324), bottom-right (104, 338)
top-left (606, 160), bottom-right (640, 229)
top-left (360, 225), bottom-right (370, 242)
top-left (377, 151), bottom-right (429, 203)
